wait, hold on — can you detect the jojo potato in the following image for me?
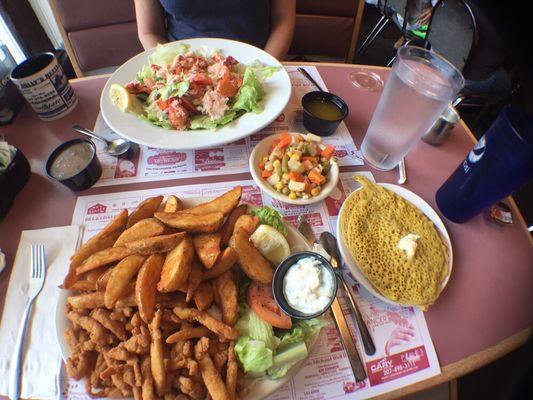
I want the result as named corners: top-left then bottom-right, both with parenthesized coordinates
top-left (182, 186), bottom-right (242, 216)
top-left (127, 196), bottom-right (164, 228)
top-left (154, 211), bottom-right (224, 233)
top-left (231, 228), bottom-right (273, 284)
top-left (114, 218), bottom-right (165, 247)
top-left (158, 236), bottom-right (194, 292)
top-left (124, 232), bottom-right (186, 255)
top-left (193, 233), bottom-right (221, 269)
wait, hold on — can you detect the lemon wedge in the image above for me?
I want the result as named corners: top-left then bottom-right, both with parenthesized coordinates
top-left (250, 224), bottom-right (290, 265)
top-left (109, 83), bottom-right (143, 114)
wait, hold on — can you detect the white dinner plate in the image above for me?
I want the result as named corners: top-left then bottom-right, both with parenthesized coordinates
top-left (336, 183), bottom-right (453, 308)
top-left (100, 38), bottom-right (291, 150)
top-left (56, 197), bottom-right (317, 400)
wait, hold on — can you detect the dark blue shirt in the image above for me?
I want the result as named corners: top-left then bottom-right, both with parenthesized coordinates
top-left (159, 0), bottom-right (271, 48)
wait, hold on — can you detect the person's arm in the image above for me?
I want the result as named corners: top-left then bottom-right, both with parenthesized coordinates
top-left (134, 0), bottom-right (168, 50)
top-left (263, 0), bottom-right (296, 60)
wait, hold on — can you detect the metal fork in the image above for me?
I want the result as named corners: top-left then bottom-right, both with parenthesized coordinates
top-left (9, 244), bottom-right (46, 400)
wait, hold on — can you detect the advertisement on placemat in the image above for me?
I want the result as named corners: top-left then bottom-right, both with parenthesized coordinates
top-left (91, 66), bottom-right (363, 187)
top-left (63, 173), bottom-right (440, 400)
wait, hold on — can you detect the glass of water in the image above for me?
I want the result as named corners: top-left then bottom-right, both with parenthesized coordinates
top-left (361, 46), bottom-right (464, 170)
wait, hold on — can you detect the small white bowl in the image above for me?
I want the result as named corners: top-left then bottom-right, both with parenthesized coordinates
top-left (249, 132), bottom-right (340, 205)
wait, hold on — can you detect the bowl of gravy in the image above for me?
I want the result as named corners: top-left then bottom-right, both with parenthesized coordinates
top-left (302, 91), bottom-right (348, 137)
top-left (46, 139), bottom-right (102, 190)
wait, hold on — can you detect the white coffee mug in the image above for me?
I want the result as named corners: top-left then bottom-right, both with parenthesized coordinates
top-left (10, 53), bottom-right (77, 121)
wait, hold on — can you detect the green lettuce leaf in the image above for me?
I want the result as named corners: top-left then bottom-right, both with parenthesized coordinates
top-left (138, 102), bottom-right (172, 129)
top-left (157, 81), bottom-right (190, 99)
top-left (235, 336), bottom-right (273, 373)
top-left (267, 342), bottom-right (308, 378)
top-left (136, 65), bottom-right (155, 83)
top-left (231, 63), bottom-right (280, 113)
top-left (277, 318), bottom-right (326, 352)
top-left (149, 43), bottom-right (190, 66)
top-left (189, 110), bottom-right (243, 130)
top-left (250, 207), bottom-right (287, 236)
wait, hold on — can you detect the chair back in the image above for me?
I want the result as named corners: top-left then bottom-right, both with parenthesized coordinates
top-left (289, 0), bottom-right (365, 63)
top-left (50, 0), bottom-right (143, 76)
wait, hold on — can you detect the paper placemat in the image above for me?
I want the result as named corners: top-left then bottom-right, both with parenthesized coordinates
top-left (60, 173), bottom-right (440, 399)
top-left (92, 66), bottom-right (363, 187)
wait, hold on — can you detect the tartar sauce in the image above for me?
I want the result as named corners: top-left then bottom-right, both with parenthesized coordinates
top-left (283, 256), bottom-right (334, 314)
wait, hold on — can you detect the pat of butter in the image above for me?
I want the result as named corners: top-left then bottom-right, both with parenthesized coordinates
top-left (398, 234), bottom-right (420, 260)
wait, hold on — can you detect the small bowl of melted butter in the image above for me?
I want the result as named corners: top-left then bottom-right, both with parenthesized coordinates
top-left (46, 139), bottom-right (102, 190)
top-left (302, 91), bottom-right (348, 137)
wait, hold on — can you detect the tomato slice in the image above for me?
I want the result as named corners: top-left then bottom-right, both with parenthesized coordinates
top-left (247, 281), bottom-right (292, 329)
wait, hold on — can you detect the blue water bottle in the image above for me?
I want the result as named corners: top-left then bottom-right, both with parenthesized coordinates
top-left (436, 106), bottom-right (533, 223)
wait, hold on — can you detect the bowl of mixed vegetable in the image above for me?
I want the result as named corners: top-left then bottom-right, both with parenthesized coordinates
top-left (250, 132), bottom-right (339, 205)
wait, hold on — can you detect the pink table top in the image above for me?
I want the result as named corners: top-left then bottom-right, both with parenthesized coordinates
top-left (1, 64), bottom-right (532, 394)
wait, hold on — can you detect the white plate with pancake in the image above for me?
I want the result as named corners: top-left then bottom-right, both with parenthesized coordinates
top-left (336, 183), bottom-right (453, 308)
top-left (55, 197), bottom-right (319, 400)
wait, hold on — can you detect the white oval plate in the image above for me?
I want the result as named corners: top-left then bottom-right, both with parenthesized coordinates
top-left (336, 183), bottom-right (453, 308)
top-left (249, 132), bottom-right (340, 205)
top-left (56, 197), bottom-right (317, 400)
top-left (100, 38), bottom-right (291, 150)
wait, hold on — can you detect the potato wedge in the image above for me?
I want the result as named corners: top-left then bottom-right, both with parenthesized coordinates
top-left (154, 211), bottom-right (224, 234)
top-left (76, 247), bottom-right (134, 275)
top-left (114, 218), bottom-right (165, 247)
top-left (127, 196), bottom-right (164, 228)
top-left (158, 236), bottom-right (194, 292)
top-left (202, 247), bottom-right (238, 280)
top-left (124, 232), bottom-right (186, 255)
top-left (220, 204), bottom-right (247, 247)
top-left (105, 255), bottom-right (146, 308)
top-left (231, 228), bottom-right (273, 283)
top-left (164, 195), bottom-right (183, 212)
top-left (174, 307), bottom-right (239, 340)
top-left (186, 260), bottom-right (204, 302)
top-left (63, 209), bottom-right (128, 288)
top-left (136, 254), bottom-right (165, 323)
top-left (193, 233), bottom-right (221, 269)
top-left (67, 292), bottom-right (105, 309)
top-left (193, 281), bottom-right (214, 311)
top-left (68, 280), bottom-right (97, 291)
top-left (96, 267), bottom-right (114, 291)
top-left (182, 186), bottom-right (242, 216)
top-left (213, 271), bottom-right (238, 326)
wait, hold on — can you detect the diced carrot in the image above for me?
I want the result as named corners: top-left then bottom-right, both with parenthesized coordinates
top-left (271, 139), bottom-right (280, 150)
top-left (302, 160), bottom-right (314, 171)
top-left (302, 156), bottom-right (317, 163)
top-left (262, 170), bottom-right (272, 178)
top-left (289, 171), bottom-right (304, 182)
top-left (304, 177), bottom-right (312, 194)
top-left (258, 161), bottom-right (265, 170)
top-left (322, 145), bottom-right (335, 159)
top-left (308, 170), bottom-right (326, 185)
top-left (277, 133), bottom-right (292, 149)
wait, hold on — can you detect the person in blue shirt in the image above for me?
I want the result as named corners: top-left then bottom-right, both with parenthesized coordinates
top-left (134, 0), bottom-right (296, 60)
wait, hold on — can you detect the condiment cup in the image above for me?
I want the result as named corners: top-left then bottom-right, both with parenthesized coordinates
top-left (302, 91), bottom-right (349, 137)
top-left (272, 251), bottom-right (338, 320)
top-left (45, 139), bottom-right (102, 191)
top-left (249, 132), bottom-right (340, 206)
top-left (422, 104), bottom-right (460, 145)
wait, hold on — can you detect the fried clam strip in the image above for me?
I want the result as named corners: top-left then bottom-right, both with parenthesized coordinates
top-left (90, 308), bottom-right (128, 340)
top-left (124, 232), bottom-right (186, 256)
top-left (173, 307), bottom-right (238, 341)
top-left (63, 209), bottom-right (128, 288)
top-left (67, 311), bottom-right (114, 346)
top-left (154, 211), bottom-right (225, 234)
top-left (166, 326), bottom-right (210, 344)
top-left (123, 325), bottom-right (151, 354)
top-left (195, 337), bottom-right (231, 400)
top-left (141, 355), bottom-right (156, 400)
top-left (114, 218), bottom-right (166, 247)
top-left (76, 247), bottom-right (134, 275)
top-left (202, 247), bottom-right (238, 280)
top-left (66, 351), bottom-right (96, 380)
top-left (127, 196), bottom-right (164, 228)
top-left (226, 341), bottom-right (238, 400)
top-left (177, 376), bottom-right (204, 400)
top-left (149, 309), bottom-right (166, 396)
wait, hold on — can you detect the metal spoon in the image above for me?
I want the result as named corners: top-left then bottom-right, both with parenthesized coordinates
top-left (297, 67), bottom-right (325, 92)
top-left (320, 232), bottom-right (376, 356)
top-left (397, 158), bottom-right (407, 185)
top-left (73, 125), bottom-right (131, 156)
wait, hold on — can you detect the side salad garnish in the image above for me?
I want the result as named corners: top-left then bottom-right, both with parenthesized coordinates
top-left (110, 43), bottom-right (279, 130)
top-left (259, 133), bottom-right (336, 200)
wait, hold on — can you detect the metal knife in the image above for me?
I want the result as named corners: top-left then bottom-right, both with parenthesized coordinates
top-left (320, 232), bottom-right (376, 356)
top-left (296, 216), bottom-right (367, 382)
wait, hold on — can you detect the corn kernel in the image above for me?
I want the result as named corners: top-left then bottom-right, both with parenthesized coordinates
top-left (291, 154), bottom-right (301, 161)
top-left (288, 192), bottom-right (297, 199)
top-left (274, 182), bottom-right (284, 191)
top-left (282, 173), bottom-right (290, 180)
top-left (286, 151), bottom-right (292, 158)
